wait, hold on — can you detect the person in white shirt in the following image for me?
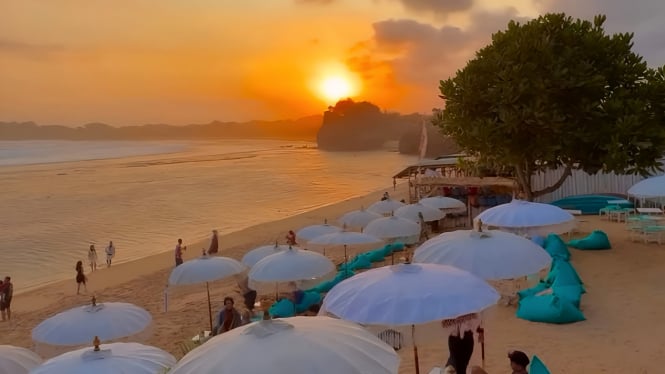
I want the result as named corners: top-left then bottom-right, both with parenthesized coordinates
top-left (105, 241), bottom-right (116, 267)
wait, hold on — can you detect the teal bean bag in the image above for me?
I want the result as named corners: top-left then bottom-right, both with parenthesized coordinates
top-left (365, 248), bottom-right (387, 263)
top-left (517, 282), bottom-right (549, 300)
top-left (544, 234), bottom-right (570, 261)
top-left (269, 299), bottom-right (296, 318)
top-left (545, 260), bottom-right (584, 290)
top-left (335, 269), bottom-right (355, 280)
top-left (307, 278), bottom-right (338, 294)
top-left (348, 254), bottom-right (372, 270)
top-left (378, 244), bottom-right (395, 257)
top-left (388, 242), bottom-right (406, 252)
top-left (295, 291), bottom-right (322, 313)
top-left (516, 294), bottom-right (586, 324)
top-left (530, 355), bottom-right (551, 374)
top-left (552, 285), bottom-right (583, 308)
top-left (568, 230), bottom-right (611, 250)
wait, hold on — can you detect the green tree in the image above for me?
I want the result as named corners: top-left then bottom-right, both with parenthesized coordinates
top-left (435, 13), bottom-right (665, 200)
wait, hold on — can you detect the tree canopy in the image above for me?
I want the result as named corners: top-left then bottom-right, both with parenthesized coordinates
top-left (435, 13), bottom-right (665, 200)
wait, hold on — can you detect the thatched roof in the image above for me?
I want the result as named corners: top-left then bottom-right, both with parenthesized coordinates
top-left (415, 176), bottom-right (517, 188)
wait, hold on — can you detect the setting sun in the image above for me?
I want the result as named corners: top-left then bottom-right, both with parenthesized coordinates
top-left (319, 76), bottom-right (354, 102)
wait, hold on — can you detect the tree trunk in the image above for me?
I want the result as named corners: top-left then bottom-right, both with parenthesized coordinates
top-left (532, 165), bottom-right (573, 199)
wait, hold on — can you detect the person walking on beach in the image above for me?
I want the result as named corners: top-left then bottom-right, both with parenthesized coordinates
top-left (88, 244), bottom-right (98, 272)
top-left (175, 238), bottom-right (187, 266)
top-left (1, 276), bottom-right (13, 321)
top-left (105, 241), bottom-right (115, 267)
top-left (207, 230), bottom-right (219, 255)
top-left (285, 230), bottom-right (297, 246)
top-left (75, 260), bottom-right (87, 294)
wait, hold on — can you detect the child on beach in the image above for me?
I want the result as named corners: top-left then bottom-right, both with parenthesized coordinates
top-left (75, 260), bottom-right (87, 294)
top-left (175, 238), bottom-right (187, 266)
top-left (88, 244), bottom-right (98, 272)
top-left (105, 241), bottom-right (115, 267)
top-left (285, 230), bottom-right (297, 246)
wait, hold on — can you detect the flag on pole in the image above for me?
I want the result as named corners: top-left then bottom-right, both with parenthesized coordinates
top-left (418, 119), bottom-right (428, 160)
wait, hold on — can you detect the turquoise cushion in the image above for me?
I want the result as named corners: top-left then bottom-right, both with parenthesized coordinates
top-left (269, 299), bottom-right (296, 318)
top-left (295, 291), bottom-right (322, 313)
top-left (546, 261), bottom-right (584, 290)
top-left (516, 294), bottom-right (586, 324)
top-left (388, 242), bottom-right (406, 252)
top-left (552, 285), bottom-right (583, 308)
top-left (544, 234), bottom-right (570, 261)
top-left (530, 355), bottom-right (551, 374)
top-left (306, 278), bottom-right (338, 293)
top-left (517, 282), bottom-right (549, 300)
top-left (335, 269), bottom-right (355, 281)
top-left (349, 254), bottom-right (372, 270)
top-left (365, 249), bottom-right (386, 263)
top-left (568, 230), bottom-right (611, 250)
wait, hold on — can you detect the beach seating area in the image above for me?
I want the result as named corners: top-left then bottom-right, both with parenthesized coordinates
top-left (3, 176), bottom-right (665, 373)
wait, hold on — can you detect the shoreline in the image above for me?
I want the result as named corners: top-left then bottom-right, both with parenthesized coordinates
top-left (12, 183), bottom-right (407, 309)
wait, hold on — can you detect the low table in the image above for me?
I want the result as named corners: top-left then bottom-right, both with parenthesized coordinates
top-left (191, 330), bottom-right (212, 344)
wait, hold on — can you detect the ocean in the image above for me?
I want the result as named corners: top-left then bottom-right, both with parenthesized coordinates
top-left (0, 140), bottom-right (414, 291)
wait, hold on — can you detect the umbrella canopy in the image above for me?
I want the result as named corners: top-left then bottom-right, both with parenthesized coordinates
top-left (367, 199), bottom-right (406, 215)
top-left (419, 196), bottom-right (466, 212)
top-left (0, 345), bottom-right (42, 373)
top-left (413, 230), bottom-right (551, 280)
top-left (168, 255), bottom-right (246, 285)
top-left (32, 299), bottom-right (151, 346)
top-left (363, 216), bottom-right (420, 244)
top-left (248, 247), bottom-right (335, 283)
top-left (31, 342), bottom-right (175, 374)
top-left (338, 208), bottom-right (382, 229)
top-left (628, 175), bottom-right (665, 198)
top-left (321, 263), bottom-right (498, 325)
top-left (241, 243), bottom-right (292, 267)
top-left (307, 231), bottom-right (383, 247)
top-left (395, 203), bottom-right (445, 222)
top-left (169, 317), bottom-right (399, 374)
top-left (475, 199), bottom-right (575, 236)
top-left (296, 222), bottom-right (342, 242)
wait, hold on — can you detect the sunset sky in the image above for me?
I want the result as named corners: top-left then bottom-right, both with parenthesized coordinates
top-left (1, 0), bottom-right (664, 126)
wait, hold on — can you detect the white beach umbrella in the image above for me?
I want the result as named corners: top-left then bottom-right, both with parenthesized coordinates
top-left (413, 229), bottom-right (551, 280)
top-left (320, 263), bottom-right (498, 374)
top-left (0, 345), bottom-right (42, 373)
top-left (419, 196), bottom-right (467, 212)
top-left (475, 199), bottom-right (575, 236)
top-left (367, 199), bottom-right (406, 216)
top-left (338, 207), bottom-right (382, 230)
top-left (296, 220), bottom-right (342, 242)
top-left (395, 203), bottom-right (445, 222)
top-left (628, 175), bottom-right (665, 198)
top-left (248, 247), bottom-right (335, 292)
top-left (241, 243), bottom-right (292, 267)
top-left (168, 255), bottom-right (246, 331)
top-left (31, 341), bottom-right (175, 374)
top-left (32, 298), bottom-right (151, 347)
top-left (363, 216), bottom-right (421, 244)
top-left (169, 317), bottom-right (399, 374)
top-left (307, 231), bottom-right (383, 260)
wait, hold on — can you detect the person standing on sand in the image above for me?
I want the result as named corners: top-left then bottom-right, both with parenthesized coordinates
top-left (1, 276), bottom-right (13, 321)
top-left (75, 260), bottom-right (87, 294)
top-left (175, 238), bottom-right (187, 266)
top-left (207, 230), bottom-right (219, 255)
top-left (88, 244), bottom-right (98, 272)
top-left (285, 230), bottom-right (297, 246)
top-left (105, 241), bottom-right (115, 267)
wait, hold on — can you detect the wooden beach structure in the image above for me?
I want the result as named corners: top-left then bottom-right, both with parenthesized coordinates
top-left (393, 157), bottom-right (518, 227)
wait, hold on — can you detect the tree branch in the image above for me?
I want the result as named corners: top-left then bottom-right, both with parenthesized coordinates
top-left (532, 165), bottom-right (573, 198)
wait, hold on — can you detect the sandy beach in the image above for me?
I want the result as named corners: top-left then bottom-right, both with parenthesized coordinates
top-left (2, 183), bottom-right (664, 373)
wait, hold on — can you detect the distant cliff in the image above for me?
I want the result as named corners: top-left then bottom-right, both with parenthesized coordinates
top-left (0, 116), bottom-right (322, 141)
top-left (316, 99), bottom-right (421, 151)
top-left (316, 99), bottom-right (458, 156)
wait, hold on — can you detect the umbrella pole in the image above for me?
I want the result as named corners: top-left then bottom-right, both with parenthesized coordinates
top-left (412, 324), bottom-right (420, 374)
top-left (344, 244), bottom-right (348, 266)
top-left (206, 282), bottom-right (213, 332)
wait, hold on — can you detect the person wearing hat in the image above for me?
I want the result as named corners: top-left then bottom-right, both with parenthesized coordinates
top-left (469, 350), bottom-right (530, 374)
